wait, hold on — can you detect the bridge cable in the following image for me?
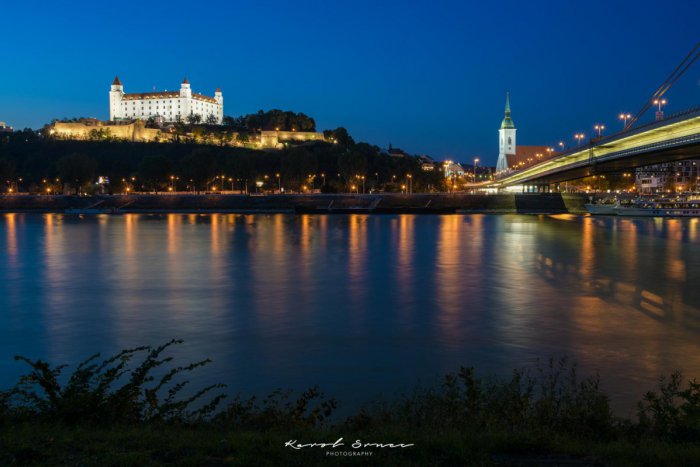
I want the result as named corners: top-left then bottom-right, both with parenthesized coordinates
top-left (625, 41), bottom-right (700, 130)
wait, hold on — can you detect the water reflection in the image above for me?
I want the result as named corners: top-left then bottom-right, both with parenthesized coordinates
top-left (1, 213), bottom-right (700, 413)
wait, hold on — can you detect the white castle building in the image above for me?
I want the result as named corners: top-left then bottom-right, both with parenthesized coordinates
top-left (109, 76), bottom-right (223, 124)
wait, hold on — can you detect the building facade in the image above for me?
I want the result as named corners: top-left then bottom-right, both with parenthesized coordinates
top-left (0, 121), bottom-right (13, 133)
top-left (109, 76), bottom-right (223, 124)
top-left (636, 160), bottom-right (700, 193)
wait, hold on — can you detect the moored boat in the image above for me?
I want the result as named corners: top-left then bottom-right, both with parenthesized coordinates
top-left (585, 202), bottom-right (619, 215)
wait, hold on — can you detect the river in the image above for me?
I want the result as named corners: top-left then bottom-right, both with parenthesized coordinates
top-left (1, 213), bottom-right (699, 416)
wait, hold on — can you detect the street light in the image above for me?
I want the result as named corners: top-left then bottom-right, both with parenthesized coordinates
top-left (574, 133), bottom-right (585, 147)
top-left (619, 113), bottom-right (632, 128)
top-left (276, 173), bottom-right (281, 192)
top-left (473, 158), bottom-right (480, 182)
top-left (594, 124), bottom-right (605, 137)
top-left (653, 98), bottom-right (667, 121)
top-left (406, 174), bottom-right (412, 194)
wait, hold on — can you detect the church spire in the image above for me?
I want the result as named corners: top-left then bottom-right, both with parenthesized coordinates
top-left (500, 92), bottom-right (515, 129)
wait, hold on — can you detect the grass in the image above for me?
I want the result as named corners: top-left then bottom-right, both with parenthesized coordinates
top-left (2, 341), bottom-right (700, 466)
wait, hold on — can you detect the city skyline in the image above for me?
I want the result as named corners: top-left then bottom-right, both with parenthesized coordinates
top-left (1, 0), bottom-right (698, 164)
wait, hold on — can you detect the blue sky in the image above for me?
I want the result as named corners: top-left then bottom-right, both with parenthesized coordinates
top-left (1, 0), bottom-right (698, 164)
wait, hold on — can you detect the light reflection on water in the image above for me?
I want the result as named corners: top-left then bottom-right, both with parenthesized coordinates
top-left (1, 213), bottom-right (700, 415)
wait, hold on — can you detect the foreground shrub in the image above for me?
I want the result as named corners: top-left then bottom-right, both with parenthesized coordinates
top-left (637, 371), bottom-right (700, 441)
top-left (346, 358), bottom-right (616, 439)
top-left (0, 340), bottom-right (337, 430)
top-left (2, 339), bottom-right (226, 425)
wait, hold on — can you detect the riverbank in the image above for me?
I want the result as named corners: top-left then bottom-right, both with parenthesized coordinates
top-left (0, 192), bottom-right (589, 214)
top-left (2, 343), bottom-right (700, 466)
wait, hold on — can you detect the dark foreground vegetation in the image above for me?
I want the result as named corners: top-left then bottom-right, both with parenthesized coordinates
top-left (2, 341), bottom-right (700, 466)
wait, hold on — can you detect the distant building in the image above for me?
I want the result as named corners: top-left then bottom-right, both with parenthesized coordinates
top-left (382, 145), bottom-right (411, 158)
top-left (109, 76), bottom-right (223, 124)
top-left (418, 155), bottom-right (436, 171)
top-left (495, 93), bottom-right (557, 172)
top-left (0, 121), bottom-right (13, 133)
top-left (443, 160), bottom-right (465, 178)
top-left (636, 160), bottom-right (700, 193)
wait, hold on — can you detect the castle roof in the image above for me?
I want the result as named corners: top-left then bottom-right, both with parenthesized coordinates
top-left (123, 91), bottom-right (181, 100)
top-left (112, 76), bottom-right (122, 86)
top-left (215, 87), bottom-right (221, 93)
top-left (182, 77), bottom-right (189, 84)
top-left (122, 91), bottom-right (217, 104)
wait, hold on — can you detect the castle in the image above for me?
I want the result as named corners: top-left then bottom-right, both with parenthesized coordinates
top-left (109, 76), bottom-right (223, 124)
top-left (496, 93), bottom-right (554, 172)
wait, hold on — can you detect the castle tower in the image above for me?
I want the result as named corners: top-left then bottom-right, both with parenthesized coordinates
top-left (215, 87), bottom-right (223, 124)
top-left (109, 76), bottom-right (124, 121)
top-left (179, 77), bottom-right (192, 120)
top-left (180, 77), bottom-right (192, 97)
top-left (496, 92), bottom-right (516, 172)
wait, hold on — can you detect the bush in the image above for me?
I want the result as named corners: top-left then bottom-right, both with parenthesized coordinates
top-left (2, 339), bottom-right (225, 425)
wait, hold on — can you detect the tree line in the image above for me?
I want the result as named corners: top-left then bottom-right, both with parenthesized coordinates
top-left (0, 127), bottom-right (445, 194)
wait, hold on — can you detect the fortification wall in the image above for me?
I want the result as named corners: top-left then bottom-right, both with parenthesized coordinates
top-left (260, 131), bottom-right (325, 148)
top-left (52, 121), bottom-right (163, 142)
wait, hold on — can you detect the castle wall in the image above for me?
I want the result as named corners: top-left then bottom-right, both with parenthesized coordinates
top-left (260, 130), bottom-right (325, 148)
top-left (52, 121), bottom-right (163, 142)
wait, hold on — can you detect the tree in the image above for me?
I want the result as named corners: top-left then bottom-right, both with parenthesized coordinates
top-left (0, 158), bottom-right (14, 188)
top-left (188, 113), bottom-right (202, 125)
top-left (138, 155), bottom-right (171, 192)
top-left (205, 114), bottom-right (219, 125)
top-left (178, 148), bottom-right (218, 192)
top-left (57, 153), bottom-right (97, 194)
top-left (145, 116), bottom-right (159, 128)
top-left (324, 127), bottom-right (354, 147)
top-left (282, 147), bottom-right (318, 187)
top-left (88, 128), bottom-right (112, 141)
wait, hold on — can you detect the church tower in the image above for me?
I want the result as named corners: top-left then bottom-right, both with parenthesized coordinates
top-left (109, 76), bottom-right (124, 121)
top-left (496, 92), bottom-right (516, 172)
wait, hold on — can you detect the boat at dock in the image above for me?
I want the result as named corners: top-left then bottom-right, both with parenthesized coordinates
top-left (586, 196), bottom-right (700, 217)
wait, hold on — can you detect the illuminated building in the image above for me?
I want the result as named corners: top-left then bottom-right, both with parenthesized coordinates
top-left (496, 93), bottom-right (557, 172)
top-left (109, 76), bottom-right (223, 124)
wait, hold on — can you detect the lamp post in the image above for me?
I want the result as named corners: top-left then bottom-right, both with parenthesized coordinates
top-left (653, 98), bottom-right (667, 121)
top-left (574, 133), bottom-right (585, 147)
top-left (619, 113), bottom-right (632, 128)
top-left (473, 158), bottom-right (479, 182)
top-left (276, 173), bottom-right (281, 192)
top-left (594, 124), bottom-right (605, 137)
top-left (321, 173), bottom-right (326, 187)
top-left (406, 174), bottom-right (412, 194)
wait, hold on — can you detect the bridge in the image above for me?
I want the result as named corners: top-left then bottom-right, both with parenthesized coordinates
top-left (492, 107), bottom-right (700, 188)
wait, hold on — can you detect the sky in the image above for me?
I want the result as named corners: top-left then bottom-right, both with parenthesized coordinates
top-left (0, 0), bottom-right (698, 165)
